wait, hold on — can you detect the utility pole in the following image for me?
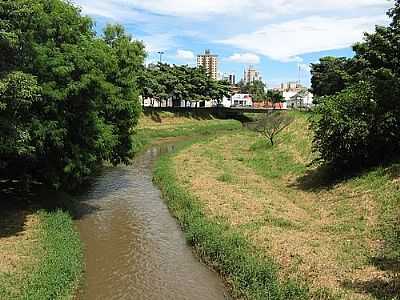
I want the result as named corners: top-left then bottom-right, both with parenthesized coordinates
top-left (157, 51), bottom-right (164, 64)
top-left (298, 64), bottom-right (301, 85)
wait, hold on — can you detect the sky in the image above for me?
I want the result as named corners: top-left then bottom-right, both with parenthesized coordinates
top-left (72, 0), bottom-right (394, 88)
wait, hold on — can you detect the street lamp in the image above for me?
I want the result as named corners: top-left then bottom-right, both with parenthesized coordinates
top-left (157, 51), bottom-right (164, 64)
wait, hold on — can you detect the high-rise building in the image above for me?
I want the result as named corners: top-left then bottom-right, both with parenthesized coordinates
top-left (244, 65), bottom-right (262, 84)
top-left (220, 72), bottom-right (236, 85)
top-left (228, 74), bottom-right (236, 85)
top-left (197, 49), bottom-right (218, 80)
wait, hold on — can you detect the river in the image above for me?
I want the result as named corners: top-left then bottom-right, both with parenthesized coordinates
top-left (75, 142), bottom-right (229, 300)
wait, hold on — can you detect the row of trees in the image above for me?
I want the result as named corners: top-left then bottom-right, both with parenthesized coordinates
top-left (0, 0), bottom-right (145, 190)
top-left (139, 64), bottom-right (231, 107)
top-left (310, 0), bottom-right (400, 169)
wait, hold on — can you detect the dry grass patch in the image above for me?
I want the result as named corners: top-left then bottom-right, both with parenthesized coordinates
top-left (173, 126), bottom-right (394, 299)
top-left (0, 211), bottom-right (39, 296)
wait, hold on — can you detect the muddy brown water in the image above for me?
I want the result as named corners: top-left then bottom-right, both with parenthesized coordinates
top-left (75, 142), bottom-right (229, 300)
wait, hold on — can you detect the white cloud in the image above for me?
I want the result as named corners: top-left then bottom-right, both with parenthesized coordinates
top-left (74, 0), bottom-right (391, 20)
top-left (132, 0), bottom-right (389, 19)
top-left (219, 15), bottom-right (388, 62)
top-left (227, 53), bottom-right (261, 64)
top-left (176, 49), bottom-right (195, 60)
top-left (138, 33), bottom-right (175, 53)
top-left (73, 0), bottom-right (144, 20)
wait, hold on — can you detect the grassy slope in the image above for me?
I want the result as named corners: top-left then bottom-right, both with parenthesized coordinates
top-left (155, 111), bottom-right (400, 299)
top-left (0, 210), bottom-right (82, 300)
top-left (154, 138), bottom-right (309, 300)
top-left (135, 111), bottom-right (242, 151)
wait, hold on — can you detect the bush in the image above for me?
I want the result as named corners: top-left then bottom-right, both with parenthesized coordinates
top-left (311, 82), bottom-right (376, 169)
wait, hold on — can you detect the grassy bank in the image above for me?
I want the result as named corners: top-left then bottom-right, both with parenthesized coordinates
top-left (135, 111), bottom-right (242, 151)
top-left (153, 138), bottom-right (309, 300)
top-left (0, 210), bottom-right (83, 300)
top-left (154, 111), bottom-right (400, 299)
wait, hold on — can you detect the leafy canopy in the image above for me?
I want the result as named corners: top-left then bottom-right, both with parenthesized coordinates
top-left (0, 0), bottom-right (145, 190)
top-left (311, 0), bottom-right (400, 169)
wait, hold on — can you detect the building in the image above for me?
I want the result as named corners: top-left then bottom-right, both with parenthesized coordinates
top-left (286, 90), bottom-right (314, 109)
top-left (244, 65), bottom-right (262, 84)
top-left (197, 49), bottom-right (218, 80)
top-left (231, 94), bottom-right (253, 107)
top-left (280, 81), bottom-right (302, 92)
top-left (228, 74), bottom-right (236, 85)
top-left (219, 72), bottom-right (236, 85)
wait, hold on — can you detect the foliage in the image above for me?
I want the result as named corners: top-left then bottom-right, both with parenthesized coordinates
top-left (266, 90), bottom-right (285, 104)
top-left (0, 0), bottom-right (145, 190)
top-left (310, 57), bottom-right (351, 98)
top-left (238, 80), bottom-right (267, 102)
top-left (311, 1), bottom-right (400, 169)
top-left (140, 64), bottom-right (230, 107)
top-left (254, 112), bottom-right (294, 146)
top-left (311, 82), bottom-right (377, 168)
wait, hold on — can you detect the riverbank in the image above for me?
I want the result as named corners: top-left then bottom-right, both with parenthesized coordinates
top-left (154, 111), bottom-right (400, 299)
top-left (135, 111), bottom-right (243, 152)
top-left (0, 112), bottom-right (242, 300)
top-left (0, 209), bottom-right (82, 299)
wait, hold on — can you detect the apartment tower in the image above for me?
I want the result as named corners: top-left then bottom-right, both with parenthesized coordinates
top-left (197, 49), bottom-right (218, 80)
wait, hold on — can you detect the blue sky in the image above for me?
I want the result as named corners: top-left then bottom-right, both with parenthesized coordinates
top-left (73, 0), bottom-right (393, 87)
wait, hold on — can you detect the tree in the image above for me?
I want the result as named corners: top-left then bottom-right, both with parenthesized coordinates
top-left (254, 112), bottom-right (294, 146)
top-left (247, 80), bottom-right (267, 102)
top-left (209, 80), bottom-right (231, 105)
top-left (311, 82), bottom-right (376, 168)
top-left (311, 0), bottom-right (400, 169)
top-left (310, 57), bottom-right (351, 98)
top-left (0, 0), bottom-right (145, 190)
top-left (266, 90), bottom-right (285, 104)
top-left (237, 80), bottom-right (266, 101)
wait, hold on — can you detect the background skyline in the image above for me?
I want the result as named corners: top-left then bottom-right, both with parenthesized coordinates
top-left (73, 0), bottom-right (393, 87)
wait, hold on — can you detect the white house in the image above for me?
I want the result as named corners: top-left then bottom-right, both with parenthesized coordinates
top-left (286, 91), bottom-right (314, 109)
top-left (231, 94), bottom-right (253, 107)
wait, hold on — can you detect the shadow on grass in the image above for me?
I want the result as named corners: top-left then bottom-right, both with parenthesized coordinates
top-left (291, 159), bottom-right (400, 192)
top-left (143, 111), bottom-right (215, 123)
top-left (289, 165), bottom-right (348, 191)
top-left (0, 179), bottom-right (99, 238)
top-left (341, 277), bottom-right (400, 300)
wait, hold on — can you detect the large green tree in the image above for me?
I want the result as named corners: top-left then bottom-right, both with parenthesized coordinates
top-left (310, 57), bottom-right (351, 97)
top-left (237, 80), bottom-right (267, 102)
top-left (311, 0), bottom-right (400, 169)
top-left (0, 0), bottom-right (145, 190)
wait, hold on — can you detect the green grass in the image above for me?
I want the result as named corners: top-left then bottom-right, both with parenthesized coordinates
top-left (135, 119), bottom-right (242, 153)
top-left (157, 111), bottom-right (400, 299)
top-left (153, 139), bottom-right (310, 300)
top-left (0, 210), bottom-right (83, 300)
